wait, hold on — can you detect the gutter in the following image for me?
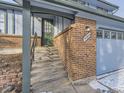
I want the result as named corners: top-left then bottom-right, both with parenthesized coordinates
top-left (44, 0), bottom-right (124, 23)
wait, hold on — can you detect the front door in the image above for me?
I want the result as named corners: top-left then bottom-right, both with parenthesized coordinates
top-left (42, 18), bottom-right (54, 46)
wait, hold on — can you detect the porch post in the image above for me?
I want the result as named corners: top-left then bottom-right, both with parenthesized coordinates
top-left (22, 0), bottom-right (31, 93)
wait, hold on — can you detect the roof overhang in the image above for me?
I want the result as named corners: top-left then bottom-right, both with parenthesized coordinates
top-left (0, 0), bottom-right (22, 11)
top-left (42, 0), bottom-right (124, 23)
top-left (98, 0), bottom-right (119, 9)
top-left (13, 0), bottom-right (22, 5)
top-left (80, 0), bottom-right (119, 12)
top-left (0, 0), bottom-right (123, 23)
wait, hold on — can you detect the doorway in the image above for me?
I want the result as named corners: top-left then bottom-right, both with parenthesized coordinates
top-left (42, 18), bottom-right (54, 46)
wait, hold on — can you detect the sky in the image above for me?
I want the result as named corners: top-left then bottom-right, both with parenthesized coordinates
top-left (108, 0), bottom-right (124, 17)
top-left (1, 0), bottom-right (124, 18)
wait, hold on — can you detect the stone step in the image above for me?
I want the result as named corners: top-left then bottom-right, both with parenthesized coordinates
top-left (53, 85), bottom-right (76, 93)
top-left (49, 55), bottom-right (60, 59)
top-left (31, 71), bottom-right (68, 85)
top-left (31, 65), bottom-right (64, 75)
top-left (32, 77), bottom-right (70, 91)
top-left (31, 64), bottom-right (64, 72)
top-left (32, 60), bottom-right (62, 68)
top-left (33, 58), bottom-right (52, 63)
top-left (32, 62), bottom-right (53, 68)
top-left (31, 68), bottom-right (66, 78)
top-left (31, 70), bottom-right (67, 80)
top-left (49, 51), bottom-right (59, 54)
top-left (31, 47), bottom-right (76, 93)
top-left (47, 47), bottom-right (58, 51)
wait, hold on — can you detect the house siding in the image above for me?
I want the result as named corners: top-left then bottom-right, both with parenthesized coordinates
top-left (54, 17), bottom-right (96, 80)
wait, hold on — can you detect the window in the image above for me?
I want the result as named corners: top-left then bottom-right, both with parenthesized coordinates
top-left (0, 10), bottom-right (6, 34)
top-left (104, 31), bottom-right (110, 39)
top-left (117, 32), bottom-right (123, 40)
top-left (111, 32), bottom-right (116, 39)
top-left (97, 30), bottom-right (103, 38)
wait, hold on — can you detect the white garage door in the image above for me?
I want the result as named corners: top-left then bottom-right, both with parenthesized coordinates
top-left (96, 29), bottom-right (124, 75)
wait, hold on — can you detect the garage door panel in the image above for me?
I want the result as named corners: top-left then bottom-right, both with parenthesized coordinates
top-left (97, 39), bottom-right (124, 75)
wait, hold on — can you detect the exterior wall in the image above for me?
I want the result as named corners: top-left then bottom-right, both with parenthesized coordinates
top-left (54, 17), bottom-right (96, 80)
top-left (0, 35), bottom-right (41, 48)
top-left (76, 11), bottom-right (124, 30)
top-left (0, 54), bottom-right (22, 92)
top-left (97, 39), bottom-right (124, 75)
top-left (96, 28), bottom-right (124, 75)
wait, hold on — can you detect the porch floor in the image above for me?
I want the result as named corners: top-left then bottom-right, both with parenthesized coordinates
top-left (31, 47), bottom-right (99, 93)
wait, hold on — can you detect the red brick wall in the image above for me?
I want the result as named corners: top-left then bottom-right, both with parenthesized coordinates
top-left (0, 35), bottom-right (41, 48)
top-left (54, 17), bottom-right (96, 80)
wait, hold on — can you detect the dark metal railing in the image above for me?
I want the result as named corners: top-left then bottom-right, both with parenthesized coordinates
top-left (30, 32), bottom-right (37, 64)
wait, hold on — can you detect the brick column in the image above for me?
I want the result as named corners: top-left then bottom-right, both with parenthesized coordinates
top-left (54, 17), bottom-right (96, 80)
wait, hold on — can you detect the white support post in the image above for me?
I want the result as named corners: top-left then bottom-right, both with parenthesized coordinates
top-left (22, 0), bottom-right (31, 93)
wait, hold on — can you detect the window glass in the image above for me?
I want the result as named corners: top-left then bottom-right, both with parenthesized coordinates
top-left (111, 32), bottom-right (116, 39)
top-left (31, 16), bottom-right (34, 36)
top-left (104, 31), bottom-right (110, 39)
top-left (63, 18), bottom-right (72, 29)
top-left (8, 10), bottom-right (14, 35)
top-left (15, 11), bottom-right (22, 35)
top-left (34, 17), bottom-right (41, 37)
top-left (118, 32), bottom-right (123, 40)
top-left (0, 10), bottom-right (5, 34)
top-left (97, 30), bottom-right (103, 38)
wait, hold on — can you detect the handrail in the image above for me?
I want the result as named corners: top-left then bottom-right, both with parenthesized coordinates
top-left (30, 32), bottom-right (38, 64)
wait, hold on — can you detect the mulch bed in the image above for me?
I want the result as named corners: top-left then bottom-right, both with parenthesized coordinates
top-left (0, 54), bottom-right (22, 93)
